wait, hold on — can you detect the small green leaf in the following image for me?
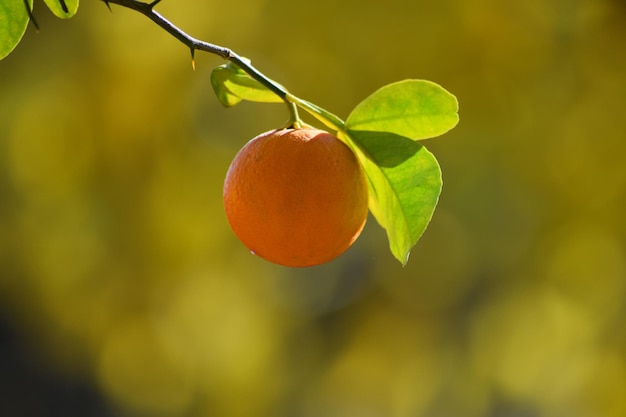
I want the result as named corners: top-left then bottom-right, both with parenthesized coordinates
top-left (0, 0), bottom-right (32, 61)
top-left (211, 65), bottom-right (243, 107)
top-left (210, 61), bottom-right (283, 107)
top-left (342, 130), bottom-right (442, 265)
top-left (346, 79), bottom-right (459, 140)
top-left (43, 0), bottom-right (78, 19)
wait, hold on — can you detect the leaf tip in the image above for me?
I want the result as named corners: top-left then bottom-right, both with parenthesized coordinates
top-left (397, 250), bottom-right (411, 266)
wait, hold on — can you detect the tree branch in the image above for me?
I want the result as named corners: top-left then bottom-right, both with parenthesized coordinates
top-left (102, 0), bottom-right (348, 131)
top-left (103, 0), bottom-right (289, 101)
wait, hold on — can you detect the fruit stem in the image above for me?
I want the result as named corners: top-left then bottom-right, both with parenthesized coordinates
top-left (286, 102), bottom-right (304, 129)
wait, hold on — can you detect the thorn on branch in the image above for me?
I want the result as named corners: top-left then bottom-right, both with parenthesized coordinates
top-left (102, 0), bottom-right (112, 12)
top-left (149, 0), bottom-right (163, 9)
top-left (190, 47), bottom-right (196, 70)
top-left (23, 0), bottom-right (39, 31)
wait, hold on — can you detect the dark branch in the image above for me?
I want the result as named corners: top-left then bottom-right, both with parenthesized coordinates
top-left (23, 0), bottom-right (39, 31)
top-left (103, 0), bottom-right (290, 109)
top-left (103, 0), bottom-right (232, 60)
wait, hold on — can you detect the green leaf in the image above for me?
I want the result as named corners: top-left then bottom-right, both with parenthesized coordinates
top-left (346, 79), bottom-right (459, 140)
top-left (0, 0), bottom-right (32, 61)
top-left (211, 64), bottom-right (243, 107)
top-left (210, 61), bottom-right (283, 107)
top-left (43, 0), bottom-right (79, 19)
top-left (342, 130), bottom-right (442, 265)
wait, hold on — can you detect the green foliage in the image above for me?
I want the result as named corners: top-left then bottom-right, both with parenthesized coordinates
top-left (0, 0), bottom-right (78, 61)
top-left (212, 68), bottom-right (458, 264)
top-left (344, 80), bottom-right (457, 263)
top-left (346, 80), bottom-right (459, 140)
top-left (343, 131), bottom-right (442, 264)
top-left (0, 0), bottom-right (32, 60)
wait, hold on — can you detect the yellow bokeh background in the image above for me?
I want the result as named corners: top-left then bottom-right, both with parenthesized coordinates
top-left (1, 0), bottom-right (625, 416)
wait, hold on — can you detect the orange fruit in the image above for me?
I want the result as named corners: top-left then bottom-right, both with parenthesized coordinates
top-left (223, 128), bottom-right (368, 267)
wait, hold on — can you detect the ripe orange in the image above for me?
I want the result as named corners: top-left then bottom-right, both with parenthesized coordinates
top-left (223, 128), bottom-right (368, 267)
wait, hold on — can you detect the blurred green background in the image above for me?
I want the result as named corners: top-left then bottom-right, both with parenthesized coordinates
top-left (1, 0), bottom-right (625, 416)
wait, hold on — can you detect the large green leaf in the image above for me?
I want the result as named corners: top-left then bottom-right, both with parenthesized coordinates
top-left (343, 130), bottom-right (442, 265)
top-left (211, 61), bottom-right (283, 107)
top-left (43, 0), bottom-right (79, 19)
top-left (0, 0), bottom-right (32, 61)
top-left (346, 79), bottom-right (459, 140)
